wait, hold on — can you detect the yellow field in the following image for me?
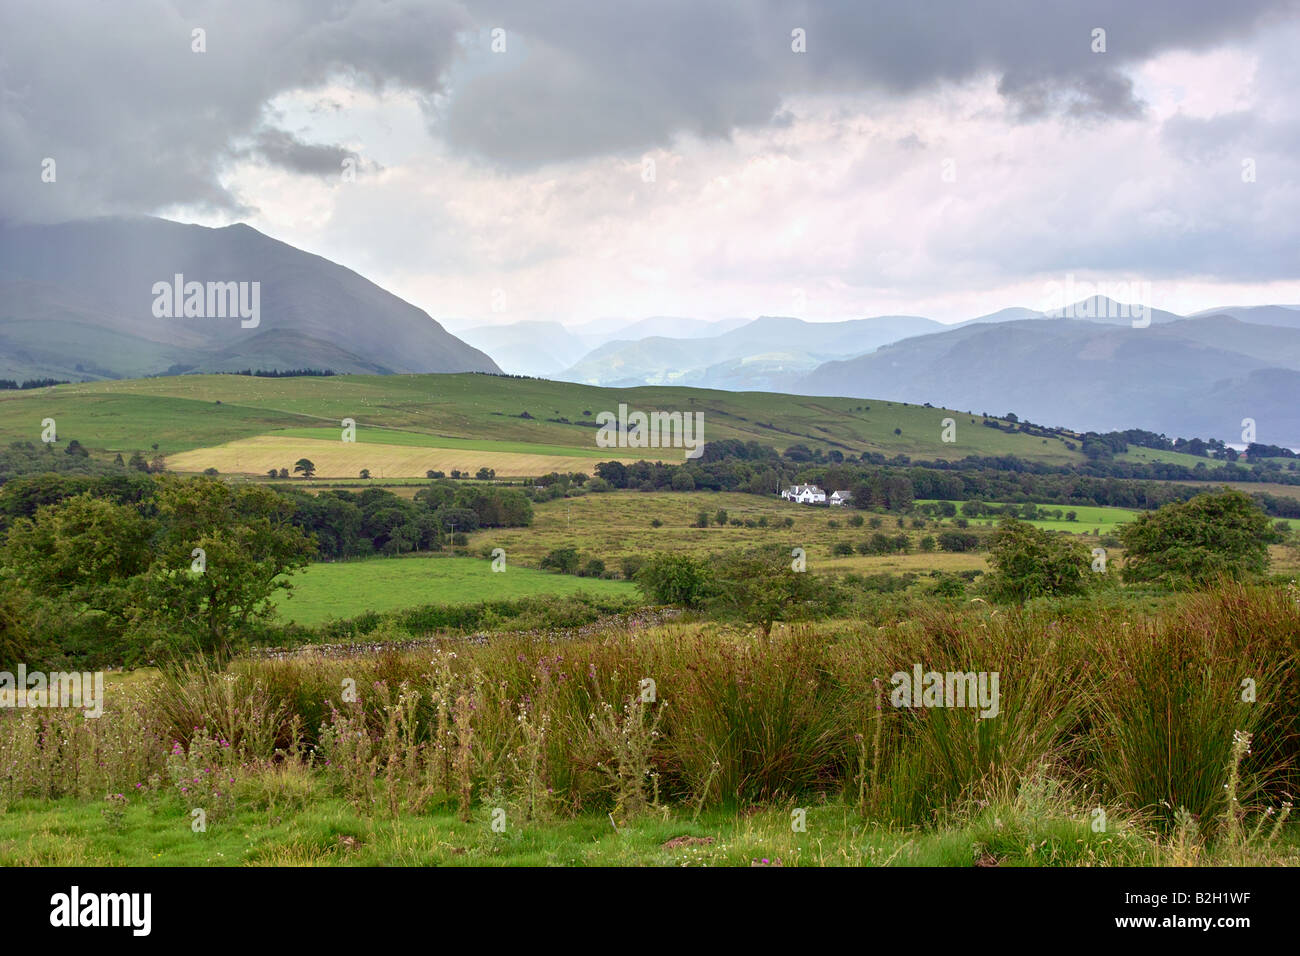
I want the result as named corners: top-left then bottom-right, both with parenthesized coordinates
top-left (165, 436), bottom-right (645, 478)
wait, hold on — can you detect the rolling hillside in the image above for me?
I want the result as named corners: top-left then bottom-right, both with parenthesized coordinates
top-left (0, 372), bottom-right (1095, 478)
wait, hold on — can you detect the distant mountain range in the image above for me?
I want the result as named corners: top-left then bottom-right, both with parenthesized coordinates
top-left (468, 297), bottom-right (1300, 444)
top-left (0, 217), bottom-right (499, 380)
top-left (796, 305), bottom-right (1300, 445)
top-left (556, 314), bottom-right (942, 389)
top-left (4, 215), bottom-right (1298, 446)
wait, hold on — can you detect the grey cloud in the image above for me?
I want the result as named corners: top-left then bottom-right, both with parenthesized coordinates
top-left (0, 0), bottom-right (470, 222)
top-left (241, 128), bottom-right (360, 177)
top-left (440, 0), bottom-right (1295, 165)
top-left (1, 0), bottom-right (1296, 222)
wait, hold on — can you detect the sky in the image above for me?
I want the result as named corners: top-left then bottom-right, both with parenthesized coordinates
top-left (3, 0), bottom-right (1299, 327)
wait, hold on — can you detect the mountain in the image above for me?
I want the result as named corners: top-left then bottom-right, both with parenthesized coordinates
top-left (568, 315), bottom-right (751, 348)
top-left (559, 314), bottom-right (943, 389)
top-left (1189, 304), bottom-right (1300, 329)
top-left (448, 314), bottom-right (754, 376)
top-left (454, 321), bottom-right (590, 377)
top-left (795, 314), bottom-right (1300, 445)
top-left (0, 217), bottom-right (499, 380)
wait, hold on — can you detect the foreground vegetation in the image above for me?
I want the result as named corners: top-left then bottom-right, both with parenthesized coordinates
top-left (1, 583), bottom-right (1296, 866)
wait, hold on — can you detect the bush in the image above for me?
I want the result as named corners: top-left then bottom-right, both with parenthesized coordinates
top-left (540, 546), bottom-right (580, 574)
top-left (634, 554), bottom-right (714, 608)
top-left (985, 518), bottom-right (1091, 603)
top-left (1118, 490), bottom-right (1279, 589)
top-left (937, 531), bottom-right (979, 553)
top-left (620, 555), bottom-right (646, 581)
top-left (578, 557), bottom-right (607, 578)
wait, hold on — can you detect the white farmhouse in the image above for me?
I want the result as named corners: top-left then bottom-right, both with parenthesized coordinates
top-left (829, 490), bottom-right (853, 507)
top-left (781, 484), bottom-right (827, 504)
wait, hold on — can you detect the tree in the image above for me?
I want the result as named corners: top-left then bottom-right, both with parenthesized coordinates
top-left (634, 554), bottom-right (714, 608)
top-left (293, 458), bottom-right (316, 479)
top-left (3, 493), bottom-right (155, 604)
top-left (359, 469), bottom-right (371, 479)
top-left (1118, 489), bottom-right (1279, 588)
top-left (937, 530), bottom-right (979, 552)
top-left (985, 518), bottom-right (1090, 603)
top-left (540, 546), bottom-right (580, 574)
top-left (706, 547), bottom-right (840, 637)
top-left (694, 511), bottom-right (710, 528)
top-left (143, 477), bottom-right (316, 657)
top-left (578, 557), bottom-right (606, 578)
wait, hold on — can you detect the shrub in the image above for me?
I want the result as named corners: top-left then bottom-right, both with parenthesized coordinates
top-left (1118, 490), bottom-right (1279, 589)
top-left (578, 557), bottom-right (607, 578)
top-left (985, 518), bottom-right (1091, 603)
top-left (634, 554), bottom-right (714, 608)
top-left (937, 531), bottom-right (979, 553)
top-left (540, 546), bottom-right (580, 574)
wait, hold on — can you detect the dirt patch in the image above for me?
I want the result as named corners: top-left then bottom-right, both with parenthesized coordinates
top-left (662, 835), bottom-right (714, 850)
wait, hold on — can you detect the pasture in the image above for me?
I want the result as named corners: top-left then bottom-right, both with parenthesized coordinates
top-left (0, 373), bottom-right (1091, 466)
top-left (272, 555), bottom-right (637, 626)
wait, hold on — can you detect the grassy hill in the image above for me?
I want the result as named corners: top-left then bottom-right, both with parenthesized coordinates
top-left (0, 372), bottom-right (1095, 478)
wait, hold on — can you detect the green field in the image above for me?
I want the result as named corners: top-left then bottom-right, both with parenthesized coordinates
top-left (917, 500), bottom-right (1140, 534)
top-left (0, 373), bottom-right (1092, 469)
top-left (274, 555), bottom-right (636, 625)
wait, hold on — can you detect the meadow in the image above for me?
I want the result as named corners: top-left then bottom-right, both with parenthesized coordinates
top-left (0, 373), bottom-right (1089, 471)
top-left (273, 555), bottom-right (636, 626)
top-left (916, 500), bottom-right (1140, 533)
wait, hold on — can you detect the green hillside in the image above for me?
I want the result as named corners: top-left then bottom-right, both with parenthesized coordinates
top-left (0, 372), bottom-right (1090, 470)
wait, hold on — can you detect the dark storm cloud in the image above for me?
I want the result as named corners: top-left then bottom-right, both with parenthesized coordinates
top-left (441, 0), bottom-right (1296, 164)
top-left (239, 129), bottom-right (359, 177)
top-left (1, 0), bottom-right (1295, 221)
top-left (0, 0), bottom-right (469, 222)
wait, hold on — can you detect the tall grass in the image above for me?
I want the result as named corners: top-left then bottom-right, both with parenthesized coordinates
top-left (3, 583), bottom-right (1295, 840)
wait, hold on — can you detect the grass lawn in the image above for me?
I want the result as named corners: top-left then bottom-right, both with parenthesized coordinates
top-left (0, 795), bottom-right (1163, 867)
top-left (274, 555), bottom-right (636, 626)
